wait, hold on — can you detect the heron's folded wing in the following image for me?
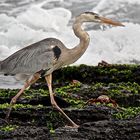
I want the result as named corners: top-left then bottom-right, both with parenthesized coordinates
top-left (0, 40), bottom-right (54, 75)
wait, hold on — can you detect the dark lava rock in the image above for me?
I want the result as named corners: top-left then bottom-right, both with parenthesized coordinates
top-left (18, 95), bottom-right (71, 108)
top-left (0, 126), bottom-right (51, 140)
top-left (79, 119), bottom-right (140, 140)
top-left (0, 105), bottom-right (139, 140)
top-left (52, 117), bottom-right (140, 140)
top-left (0, 95), bottom-right (70, 108)
top-left (65, 105), bottom-right (113, 125)
top-left (0, 105), bottom-right (113, 127)
top-left (1, 65), bottom-right (140, 139)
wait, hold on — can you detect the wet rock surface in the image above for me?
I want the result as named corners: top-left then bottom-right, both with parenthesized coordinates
top-left (0, 104), bottom-right (139, 139)
top-left (53, 118), bottom-right (140, 140)
top-left (0, 65), bottom-right (140, 139)
top-left (0, 125), bottom-right (51, 140)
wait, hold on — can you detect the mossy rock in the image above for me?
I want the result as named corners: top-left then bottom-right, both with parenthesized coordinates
top-left (0, 64), bottom-right (140, 136)
top-left (51, 64), bottom-right (140, 84)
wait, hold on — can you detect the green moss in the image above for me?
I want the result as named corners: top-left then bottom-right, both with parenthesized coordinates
top-left (55, 83), bottom-right (85, 108)
top-left (0, 88), bottom-right (49, 98)
top-left (108, 82), bottom-right (140, 97)
top-left (91, 83), bottom-right (105, 90)
top-left (90, 82), bottom-right (140, 98)
top-left (0, 103), bottom-right (10, 109)
top-left (13, 104), bottom-right (33, 109)
top-left (0, 125), bottom-right (18, 132)
top-left (0, 89), bottom-right (18, 97)
top-left (113, 107), bottom-right (140, 119)
top-left (50, 129), bottom-right (55, 133)
top-left (0, 103), bottom-right (44, 110)
top-left (55, 83), bottom-right (80, 96)
top-left (52, 64), bottom-right (140, 84)
top-left (46, 110), bottom-right (64, 131)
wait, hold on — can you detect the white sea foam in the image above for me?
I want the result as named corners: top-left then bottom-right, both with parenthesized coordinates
top-left (76, 22), bottom-right (140, 65)
top-left (0, 75), bottom-right (23, 89)
top-left (93, 0), bottom-right (140, 14)
top-left (17, 7), bottom-right (71, 32)
top-left (0, 7), bottom-right (72, 60)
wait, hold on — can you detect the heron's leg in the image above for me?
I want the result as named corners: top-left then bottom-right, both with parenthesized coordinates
top-left (5, 73), bottom-right (40, 120)
top-left (45, 74), bottom-right (79, 128)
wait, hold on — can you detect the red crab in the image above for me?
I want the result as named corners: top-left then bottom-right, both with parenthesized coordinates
top-left (98, 60), bottom-right (111, 67)
top-left (87, 95), bottom-right (118, 108)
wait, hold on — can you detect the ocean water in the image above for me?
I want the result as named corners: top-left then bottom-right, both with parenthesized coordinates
top-left (0, 0), bottom-right (140, 88)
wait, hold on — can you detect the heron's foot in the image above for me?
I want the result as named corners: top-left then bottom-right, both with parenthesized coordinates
top-left (71, 122), bottom-right (79, 128)
top-left (63, 125), bottom-right (79, 132)
top-left (65, 123), bottom-right (79, 129)
top-left (62, 125), bottom-right (79, 132)
top-left (55, 125), bottom-right (79, 133)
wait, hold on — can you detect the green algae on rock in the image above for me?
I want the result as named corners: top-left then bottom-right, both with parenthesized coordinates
top-left (0, 64), bottom-right (140, 139)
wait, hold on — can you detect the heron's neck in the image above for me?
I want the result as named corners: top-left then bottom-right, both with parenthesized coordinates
top-left (69, 17), bottom-right (90, 63)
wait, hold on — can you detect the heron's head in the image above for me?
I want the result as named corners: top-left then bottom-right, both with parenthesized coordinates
top-left (79, 12), bottom-right (124, 27)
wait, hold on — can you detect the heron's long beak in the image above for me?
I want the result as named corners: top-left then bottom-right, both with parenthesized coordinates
top-left (99, 16), bottom-right (124, 27)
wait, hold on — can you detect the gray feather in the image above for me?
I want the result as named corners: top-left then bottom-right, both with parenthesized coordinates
top-left (0, 38), bottom-right (65, 76)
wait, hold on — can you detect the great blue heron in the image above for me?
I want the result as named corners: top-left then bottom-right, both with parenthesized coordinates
top-left (0, 12), bottom-right (124, 128)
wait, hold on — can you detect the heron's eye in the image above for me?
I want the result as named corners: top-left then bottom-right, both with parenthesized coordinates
top-left (94, 15), bottom-right (99, 19)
